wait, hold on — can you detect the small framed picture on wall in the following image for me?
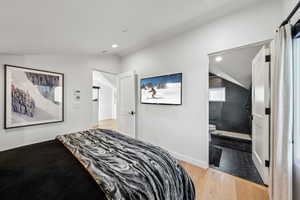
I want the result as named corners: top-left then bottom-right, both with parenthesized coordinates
top-left (4, 65), bottom-right (64, 129)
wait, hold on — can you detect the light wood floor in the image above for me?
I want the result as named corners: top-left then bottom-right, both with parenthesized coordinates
top-left (180, 161), bottom-right (269, 200)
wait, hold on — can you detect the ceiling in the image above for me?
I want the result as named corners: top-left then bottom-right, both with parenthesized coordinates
top-left (209, 44), bottom-right (265, 89)
top-left (93, 71), bottom-right (116, 88)
top-left (0, 0), bottom-right (270, 56)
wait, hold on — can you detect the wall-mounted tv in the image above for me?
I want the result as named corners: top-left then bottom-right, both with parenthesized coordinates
top-left (140, 73), bottom-right (182, 105)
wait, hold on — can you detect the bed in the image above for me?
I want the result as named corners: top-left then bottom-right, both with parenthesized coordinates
top-left (0, 129), bottom-right (195, 200)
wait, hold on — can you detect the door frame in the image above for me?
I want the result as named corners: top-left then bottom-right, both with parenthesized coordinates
top-left (269, 39), bottom-right (275, 197)
top-left (207, 40), bottom-right (273, 184)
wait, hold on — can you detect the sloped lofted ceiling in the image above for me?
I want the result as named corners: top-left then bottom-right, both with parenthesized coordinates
top-left (0, 0), bottom-right (274, 56)
top-left (209, 44), bottom-right (264, 89)
top-left (93, 71), bottom-right (116, 88)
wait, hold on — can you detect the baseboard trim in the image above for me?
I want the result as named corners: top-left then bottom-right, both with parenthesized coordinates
top-left (170, 151), bottom-right (208, 169)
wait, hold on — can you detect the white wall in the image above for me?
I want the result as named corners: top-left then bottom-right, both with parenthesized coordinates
top-left (121, 0), bottom-right (283, 167)
top-left (93, 71), bottom-right (117, 121)
top-left (283, 0), bottom-right (300, 23)
top-left (92, 100), bottom-right (99, 126)
top-left (0, 54), bottom-right (121, 151)
top-left (99, 84), bottom-right (114, 120)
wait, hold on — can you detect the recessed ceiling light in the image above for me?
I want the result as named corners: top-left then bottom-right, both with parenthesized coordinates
top-left (112, 44), bottom-right (119, 48)
top-left (215, 56), bottom-right (223, 62)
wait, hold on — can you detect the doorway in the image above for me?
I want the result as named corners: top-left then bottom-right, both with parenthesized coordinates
top-left (92, 70), bottom-right (117, 130)
top-left (208, 41), bottom-right (271, 185)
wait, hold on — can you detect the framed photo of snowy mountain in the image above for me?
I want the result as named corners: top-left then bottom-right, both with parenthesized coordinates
top-left (140, 73), bottom-right (182, 105)
top-left (4, 65), bottom-right (64, 129)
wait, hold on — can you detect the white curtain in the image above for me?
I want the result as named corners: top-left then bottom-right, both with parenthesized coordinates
top-left (293, 35), bottom-right (300, 200)
top-left (271, 24), bottom-right (294, 200)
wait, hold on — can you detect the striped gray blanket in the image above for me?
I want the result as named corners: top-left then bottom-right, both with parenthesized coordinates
top-left (57, 129), bottom-right (195, 200)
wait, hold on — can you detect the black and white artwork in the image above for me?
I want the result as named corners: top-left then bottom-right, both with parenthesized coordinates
top-left (140, 73), bottom-right (182, 105)
top-left (4, 65), bottom-right (64, 129)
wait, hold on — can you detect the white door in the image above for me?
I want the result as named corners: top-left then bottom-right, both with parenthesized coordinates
top-left (117, 71), bottom-right (136, 138)
top-left (252, 46), bottom-right (270, 185)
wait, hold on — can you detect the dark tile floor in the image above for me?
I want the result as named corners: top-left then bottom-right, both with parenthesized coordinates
top-left (210, 144), bottom-right (264, 185)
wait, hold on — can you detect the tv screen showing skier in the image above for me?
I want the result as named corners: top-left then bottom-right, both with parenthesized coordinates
top-left (140, 73), bottom-right (182, 105)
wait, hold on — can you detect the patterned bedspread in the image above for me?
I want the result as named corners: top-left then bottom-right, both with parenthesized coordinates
top-left (56, 129), bottom-right (195, 200)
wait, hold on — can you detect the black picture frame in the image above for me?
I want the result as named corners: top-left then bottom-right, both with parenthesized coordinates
top-left (4, 64), bottom-right (64, 129)
top-left (140, 73), bottom-right (183, 105)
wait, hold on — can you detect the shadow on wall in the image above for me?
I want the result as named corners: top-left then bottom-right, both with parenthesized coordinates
top-left (209, 73), bottom-right (251, 134)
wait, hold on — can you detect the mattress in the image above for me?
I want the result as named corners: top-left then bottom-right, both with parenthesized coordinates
top-left (0, 129), bottom-right (195, 200)
top-left (57, 129), bottom-right (195, 200)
